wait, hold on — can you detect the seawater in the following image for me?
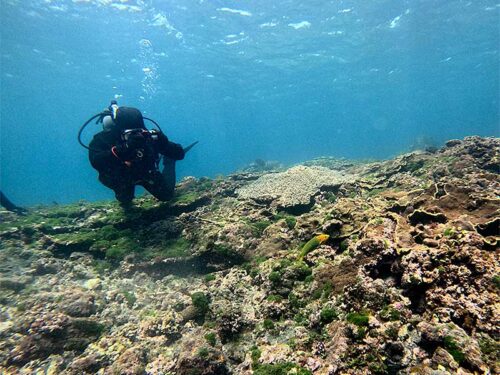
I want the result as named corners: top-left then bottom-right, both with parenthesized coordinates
top-left (0, 0), bottom-right (498, 205)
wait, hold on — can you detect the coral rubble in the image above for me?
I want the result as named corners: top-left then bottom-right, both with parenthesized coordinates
top-left (0, 136), bottom-right (498, 374)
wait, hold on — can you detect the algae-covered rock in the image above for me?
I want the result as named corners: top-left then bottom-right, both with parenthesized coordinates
top-left (0, 136), bottom-right (498, 374)
top-left (174, 327), bottom-right (230, 375)
top-left (61, 291), bottom-right (97, 317)
top-left (418, 321), bottom-right (488, 372)
top-left (112, 346), bottom-right (147, 375)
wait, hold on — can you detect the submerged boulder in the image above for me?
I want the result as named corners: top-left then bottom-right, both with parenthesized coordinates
top-left (236, 165), bottom-right (355, 213)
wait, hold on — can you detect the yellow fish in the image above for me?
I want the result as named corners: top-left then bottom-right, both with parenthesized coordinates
top-left (299, 234), bottom-right (330, 259)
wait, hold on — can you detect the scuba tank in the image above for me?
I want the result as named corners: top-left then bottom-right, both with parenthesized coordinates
top-left (77, 100), bottom-right (163, 151)
top-left (102, 100), bottom-right (119, 130)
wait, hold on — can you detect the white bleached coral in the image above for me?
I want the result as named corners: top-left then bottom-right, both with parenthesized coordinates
top-left (236, 165), bottom-right (355, 210)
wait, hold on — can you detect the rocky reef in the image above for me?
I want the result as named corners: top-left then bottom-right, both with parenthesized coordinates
top-left (0, 136), bottom-right (498, 374)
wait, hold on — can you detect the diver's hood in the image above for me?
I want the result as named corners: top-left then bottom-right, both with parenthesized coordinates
top-left (77, 101), bottom-right (166, 150)
top-left (114, 107), bottom-right (146, 131)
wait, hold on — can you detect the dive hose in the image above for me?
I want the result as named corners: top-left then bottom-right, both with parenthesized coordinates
top-left (77, 112), bottom-right (106, 150)
top-left (77, 112), bottom-right (164, 151)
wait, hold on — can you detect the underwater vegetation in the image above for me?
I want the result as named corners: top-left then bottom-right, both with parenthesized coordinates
top-left (0, 136), bottom-right (499, 374)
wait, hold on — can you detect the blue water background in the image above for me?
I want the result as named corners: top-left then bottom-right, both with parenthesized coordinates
top-left (1, 0), bottom-right (498, 206)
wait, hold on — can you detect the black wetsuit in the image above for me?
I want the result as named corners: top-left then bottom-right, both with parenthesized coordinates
top-left (88, 127), bottom-right (184, 204)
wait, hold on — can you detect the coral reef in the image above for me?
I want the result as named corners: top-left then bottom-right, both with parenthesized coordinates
top-left (0, 136), bottom-right (498, 374)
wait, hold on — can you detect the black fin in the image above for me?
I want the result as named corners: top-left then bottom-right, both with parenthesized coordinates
top-left (0, 191), bottom-right (27, 215)
top-left (183, 141), bottom-right (199, 154)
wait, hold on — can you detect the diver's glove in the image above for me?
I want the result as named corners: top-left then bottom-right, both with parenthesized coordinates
top-left (170, 143), bottom-right (185, 160)
top-left (156, 132), bottom-right (185, 160)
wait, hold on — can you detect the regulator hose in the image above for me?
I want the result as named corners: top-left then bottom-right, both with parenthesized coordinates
top-left (77, 112), bottom-right (106, 150)
top-left (143, 117), bottom-right (163, 133)
top-left (78, 111), bottom-right (198, 170)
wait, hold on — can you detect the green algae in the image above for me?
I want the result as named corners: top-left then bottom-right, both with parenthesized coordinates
top-left (267, 259), bottom-right (312, 288)
top-left (253, 363), bottom-right (312, 375)
top-left (46, 213), bottom-right (191, 262)
top-left (267, 294), bottom-right (284, 303)
top-left (347, 311), bottom-right (370, 326)
top-left (339, 239), bottom-right (349, 252)
top-left (403, 159), bottom-right (426, 173)
top-left (379, 305), bottom-right (401, 321)
top-left (172, 191), bottom-right (200, 205)
top-left (443, 227), bottom-right (456, 237)
top-left (105, 238), bottom-right (141, 260)
top-left (287, 338), bottom-right (297, 350)
top-left (493, 274), bottom-right (500, 289)
top-left (0, 278), bottom-right (26, 292)
top-left (263, 319), bottom-right (275, 330)
top-left (443, 336), bottom-right (465, 364)
top-left (366, 353), bottom-right (388, 375)
top-left (269, 271), bottom-right (281, 284)
top-left (287, 293), bottom-right (306, 309)
top-left (312, 281), bottom-right (333, 301)
top-left (365, 188), bottom-right (386, 198)
top-left (50, 225), bottom-right (143, 261)
top-left (284, 216), bottom-right (297, 229)
top-left (354, 326), bottom-right (367, 340)
top-left (1, 198), bottom-right (198, 263)
top-left (197, 347), bottom-right (209, 358)
top-left (92, 259), bottom-right (113, 274)
top-left (289, 261), bottom-right (312, 281)
top-left (191, 292), bottom-right (210, 316)
top-left (72, 318), bottom-right (106, 337)
top-left (204, 332), bottom-right (217, 346)
top-left (204, 274), bottom-right (216, 282)
top-left (320, 307), bottom-right (338, 324)
top-left (0, 201), bottom-right (118, 233)
top-left (250, 345), bottom-right (261, 366)
top-left (293, 312), bottom-right (309, 326)
top-left (213, 244), bottom-right (239, 258)
top-left (249, 219), bottom-right (272, 237)
top-left (143, 238), bottom-right (190, 259)
top-left (478, 335), bottom-right (500, 366)
top-left (385, 325), bottom-right (398, 340)
top-left (121, 290), bottom-right (137, 308)
top-left (204, 321), bottom-right (217, 329)
top-left (140, 309), bottom-right (158, 318)
top-left (98, 234), bottom-right (190, 262)
top-left (273, 212), bottom-right (297, 229)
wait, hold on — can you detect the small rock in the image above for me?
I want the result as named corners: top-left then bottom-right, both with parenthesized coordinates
top-left (0, 277), bottom-right (27, 292)
top-left (62, 292), bottom-right (97, 317)
top-left (112, 347), bottom-right (146, 375)
top-left (432, 347), bottom-right (459, 370)
top-left (422, 238), bottom-right (439, 248)
top-left (65, 354), bottom-right (105, 374)
top-left (84, 278), bottom-right (101, 290)
top-left (31, 258), bottom-right (63, 275)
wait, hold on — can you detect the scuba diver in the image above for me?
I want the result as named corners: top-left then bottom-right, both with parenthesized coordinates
top-left (79, 101), bottom-right (197, 206)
